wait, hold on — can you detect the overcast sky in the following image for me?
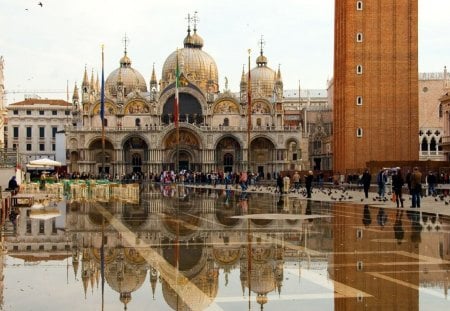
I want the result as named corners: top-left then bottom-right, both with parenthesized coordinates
top-left (1, 0), bottom-right (449, 105)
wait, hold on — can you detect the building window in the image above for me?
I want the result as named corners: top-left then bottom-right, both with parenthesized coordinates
top-left (356, 128), bottom-right (363, 137)
top-left (26, 144), bottom-right (32, 151)
top-left (52, 110), bottom-right (57, 115)
top-left (12, 144), bottom-right (16, 150)
top-left (103, 118), bottom-right (108, 127)
top-left (135, 118), bottom-right (141, 127)
top-left (13, 127), bottom-right (19, 139)
top-left (52, 127), bottom-right (57, 138)
top-left (26, 110), bottom-right (32, 115)
top-left (356, 65), bottom-right (363, 74)
top-left (13, 110), bottom-right (18, 115)
top-left (26, 127), bottom-right (32, 138)
top-left (356, 32), bottom-right (363, 42)
top-left (39, 220), bottom-right (45, 234)
top-left (39, 127), bottom-right (45, 138)
top-left (65, 110), bottom-right (70, 116)
top-left (439, 103), bottom-right (443, 118)
top-left (356, 96), bottom-right (363, 106)
top-left (223, 118), bottom-right (229, 126)
top-left (39, 144), bottom-right (45, 151)
top-left (39, 110), bottom-right (45, 115)
top-left (52, 143), bottom-right (56, 151)
top-left (357, 1), bottom-right (363, 10)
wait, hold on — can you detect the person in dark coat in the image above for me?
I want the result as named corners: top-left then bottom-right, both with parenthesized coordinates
top-left (360, 169), bottom-right (371, 199)
top-left (8, 176), bottom-right (19, 194)
top-left (392, 168), bottom-right (405, 208)
top-left (276, 173), bottom-right (283, 193)
top-left (305, 171), bottom-right (314, 198)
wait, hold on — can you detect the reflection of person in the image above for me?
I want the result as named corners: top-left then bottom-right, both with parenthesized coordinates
top-left (377, 208), bottom-right (387, 227)
top-left (9, 208), bottom-right (19, 232)
top-left (305, 171), bottom-right (314, 198)
top-left (409, 211), bottom-right (422, 244)
top-left (394, 210), bottom-right (404, 244)
top-left (305, 200), bottom-right (314, 223)
top-left (362, 205), bottom-right (372, 227)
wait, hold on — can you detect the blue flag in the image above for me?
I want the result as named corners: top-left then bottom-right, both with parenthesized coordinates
top-left (100, 45), bottom-right (105, 123)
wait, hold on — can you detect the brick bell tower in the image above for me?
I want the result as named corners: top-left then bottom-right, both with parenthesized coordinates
top-left (333, 0), bottom-right (419, 173)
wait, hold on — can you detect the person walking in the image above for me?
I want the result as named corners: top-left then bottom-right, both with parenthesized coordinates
top-left (426, 171), bottom-right (436, 196)
top-left (392, 168), bottom-right (405, 208)
top-left (377, 169), bottom-right (387, 198)
top-left (410, 167), bottom-right (422, 208)
top-left (292, 171), bottom-right (301, 190)
top-left (361, 169), bottom-right (371, 199)
top-left (239, 171), bottom-right (248, 192)
top-left (276, 173), bottom-right (283, 193)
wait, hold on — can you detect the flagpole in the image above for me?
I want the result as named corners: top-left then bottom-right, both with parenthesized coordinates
top-left (175, 50), bottom-right (180, 175)
top-left (247, 49), bottom-right (252, 172)
top-left (101, 45), bottom-right (106, 179)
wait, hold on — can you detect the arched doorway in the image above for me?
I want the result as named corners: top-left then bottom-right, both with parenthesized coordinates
top-left (215, 136), bottom-right (241, 173)
top-left (250, 137), bottom-right (275, 176)
top-left (164, 129), bottom-right (200, 171)
top-left (88, 139), bottom-right (115, 175)
top-left (123, 136), bottom-right (148, 174)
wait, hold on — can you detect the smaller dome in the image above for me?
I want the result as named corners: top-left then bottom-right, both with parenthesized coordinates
top-left (256, 54), bottom-right (268, 66)
top-left (190, 31), bottom-right (204, 48)
top-left (184, 32), bottom-right (195, 47)
top-left (120, 54), bottom-right (132, 67)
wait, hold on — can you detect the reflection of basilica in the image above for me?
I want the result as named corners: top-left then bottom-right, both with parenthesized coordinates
top-left (66, 15), bottom-right (308, 176)
top-left (64, 184), bottom-right (313, 310)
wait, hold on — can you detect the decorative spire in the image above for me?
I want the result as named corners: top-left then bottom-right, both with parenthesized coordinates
top-left (277, 64), bottom-right (282, 80)
top-left (256, 35), bottom-right (267, 66)
top-left (150, 63), bottom-right (157, 84)
top-left (120, 34), bottom-right (132, 68)
top-left (72, 82), bottom-right (79, 102)
top-left (96, 72), bottom-right (100, 93)
top-left (240, 64), bottom-right (247, 84)
top-left (444, 66), bottom-right (449, 91)
top-left (184, 11), bottom-right (203, 48)
top-left (82, 65), bottom-right (89, 87)
top-left (90, 69), bottom-right (95, 90)
top-left (193, 11), bottom-right (199, 33)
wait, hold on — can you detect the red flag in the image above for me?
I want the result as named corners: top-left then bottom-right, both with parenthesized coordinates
top-left (174, 53), bottom-right (180, 128)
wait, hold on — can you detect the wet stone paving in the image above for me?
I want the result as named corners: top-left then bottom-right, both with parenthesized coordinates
top-left (1, 183), bottom-right (450, 310)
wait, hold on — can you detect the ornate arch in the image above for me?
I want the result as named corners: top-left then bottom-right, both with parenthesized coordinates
top-left (91, 99), bottom-right (116, 117)
top-left (124, 99), bottom-right (150, 115)
top-left (251, 99), bottom-right (274, 114)
top-left (158, 126), bottom-right (204, 149)
top-left (212, 98), bottom-right (241, 114)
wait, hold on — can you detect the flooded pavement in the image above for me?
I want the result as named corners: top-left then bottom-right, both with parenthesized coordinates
top-left (1, 183), bottom-right (450, 310)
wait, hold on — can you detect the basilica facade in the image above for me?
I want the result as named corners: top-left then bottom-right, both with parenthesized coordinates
top-left (65, 24), bottom-right (308, 177)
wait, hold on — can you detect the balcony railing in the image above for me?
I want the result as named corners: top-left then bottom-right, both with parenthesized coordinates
top-left (66, 123), bottom-right (301, 133)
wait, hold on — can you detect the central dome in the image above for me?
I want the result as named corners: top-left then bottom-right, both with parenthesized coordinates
top-left (105, 52), bottom-right (148, 97)
top-left (244, 51), bottom-right (276, 99)
top-left (161, 28), bottom-right (218, 95)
